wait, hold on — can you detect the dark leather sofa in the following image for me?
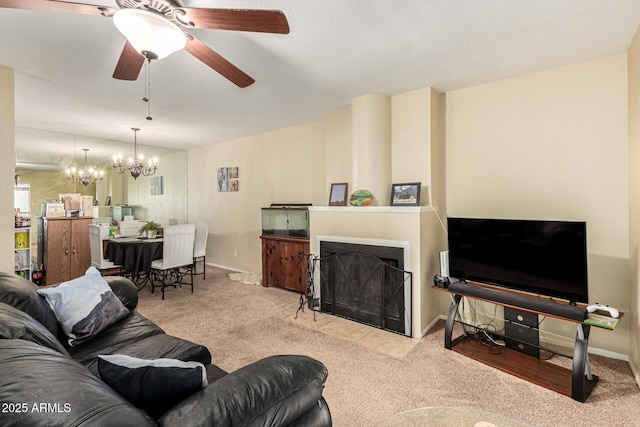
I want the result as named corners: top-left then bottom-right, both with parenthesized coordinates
top-left (0, 272), bottom-right (331, 426)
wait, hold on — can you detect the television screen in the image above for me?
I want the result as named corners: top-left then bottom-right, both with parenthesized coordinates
top-left (447, 217), bottom-right (588, 303)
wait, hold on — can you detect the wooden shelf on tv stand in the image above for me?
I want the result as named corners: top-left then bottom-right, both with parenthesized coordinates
top-left (436, 281), bottom-right (621, 402)
top-left (451, 337), bottom-right (578, 397)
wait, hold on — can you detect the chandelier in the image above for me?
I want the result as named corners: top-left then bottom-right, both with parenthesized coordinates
top-left (66, 148), bottom-right (104, 187)
top-left (113, 128), bottom-right (158, 180)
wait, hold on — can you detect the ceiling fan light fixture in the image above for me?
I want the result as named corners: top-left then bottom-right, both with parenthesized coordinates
top-left (113, 8), bottom-right (187, 60)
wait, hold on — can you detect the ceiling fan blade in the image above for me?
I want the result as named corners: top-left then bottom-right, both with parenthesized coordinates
top-left (113, 42), bottom-right (145, 81)
top-left (184, 36), bottom-right (255, 88)
top-left (0, 0), bottom-right (115, 16)
top-left (179, 8), bottom-right (289, 34)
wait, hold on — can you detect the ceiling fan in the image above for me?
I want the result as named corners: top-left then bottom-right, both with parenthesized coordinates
top-left (0, 0), bottom-right (290, 87)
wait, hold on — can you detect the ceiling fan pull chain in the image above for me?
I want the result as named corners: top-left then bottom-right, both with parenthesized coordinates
top-left (142, 60), bottom-right (149, 102)
top-left (143, 59), bottom-right (153, 121)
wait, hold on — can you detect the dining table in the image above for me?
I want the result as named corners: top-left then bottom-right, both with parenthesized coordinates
top-left (104, 236), bottom-right (163, 290)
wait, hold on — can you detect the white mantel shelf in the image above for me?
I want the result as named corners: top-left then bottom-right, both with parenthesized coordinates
top-left (309, 206), bottom-right (436, 213)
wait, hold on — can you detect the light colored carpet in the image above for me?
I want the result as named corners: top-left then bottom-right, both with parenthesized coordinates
top-left (135, 267), bottom-right (640, 427)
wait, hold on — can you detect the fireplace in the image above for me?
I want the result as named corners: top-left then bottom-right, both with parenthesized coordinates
top-left (315, 240), bottom-right (412, 336)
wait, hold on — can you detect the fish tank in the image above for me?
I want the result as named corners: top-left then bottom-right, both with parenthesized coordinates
top-left (261, 206), bottom-right (310, 238)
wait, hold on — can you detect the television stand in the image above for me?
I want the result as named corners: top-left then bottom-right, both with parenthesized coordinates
top-left (438, 281), bottom-right (619, 402)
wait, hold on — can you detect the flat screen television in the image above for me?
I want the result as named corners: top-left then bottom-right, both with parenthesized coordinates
top-left (447, 217), bottom-right (589, 303)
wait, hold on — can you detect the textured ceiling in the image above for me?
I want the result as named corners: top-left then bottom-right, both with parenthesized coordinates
top-left (2, 0), bottom-right (640, 170)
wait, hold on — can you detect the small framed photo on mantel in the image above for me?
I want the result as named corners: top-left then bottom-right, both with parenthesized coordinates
top-left (329, 183), bottom-right (349, 206)
top-left (390, 182), bottom-right (421, 206)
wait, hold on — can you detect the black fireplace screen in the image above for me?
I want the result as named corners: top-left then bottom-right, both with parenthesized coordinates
top-left (304, 245), bottom-right (412, 336)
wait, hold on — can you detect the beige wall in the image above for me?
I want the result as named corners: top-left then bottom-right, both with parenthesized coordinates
top-left (352, 95), bottom-right (392, 204)
top-left (445, 54), bottom-right (629, 354)
top-left (392, 88), bottom-right (432, 200)
top-left (23, 171), bottom-right (97, 210)
top-left (627, 24), bottom-right (640, 383)
top-left (0, 67), bottom-right (14, 273)
top-left (391, 87), bottom-right (450, 330)
top-left (324, 106), bottom-right (352, 192)
top-left (125, 150), bottom-right (188, 226)
top-left (187, 121), bottom-right (325, 272)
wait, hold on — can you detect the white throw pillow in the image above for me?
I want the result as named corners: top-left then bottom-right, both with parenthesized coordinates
top-left (37, 267), bottom-right (129, 346)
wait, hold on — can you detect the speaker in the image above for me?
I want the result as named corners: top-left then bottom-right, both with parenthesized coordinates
top-left (504, 307), bottom-right (540, 358)
top-left (433, 275), bottom-right (450, 289)
top-left (446, 281), bottom-right (587, 321)
top-left (440, 251), bottom-right (449, 277)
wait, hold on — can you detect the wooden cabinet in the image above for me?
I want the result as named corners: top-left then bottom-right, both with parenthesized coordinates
top-left (43, 217), bottom-right (92, 285)
top-left (261, 235), bottom-right (309, 292)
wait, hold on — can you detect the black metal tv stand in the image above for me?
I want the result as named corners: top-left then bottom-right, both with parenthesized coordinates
top-left (438, 281), bottom-right (618, 402)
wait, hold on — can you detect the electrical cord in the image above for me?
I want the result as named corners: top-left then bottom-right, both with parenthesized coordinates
top-left (467, 328), bottom-right (503, 355)
top-left (481, 330), bottom-right (506, 347)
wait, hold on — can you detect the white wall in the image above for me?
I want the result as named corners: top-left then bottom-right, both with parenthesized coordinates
top-left (445, 54), bottom-right (629, 354)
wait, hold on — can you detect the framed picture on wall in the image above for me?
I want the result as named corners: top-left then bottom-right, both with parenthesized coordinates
top-left (150, 176), bottom-right (163, 195)
top-left (217, 168), bottom-right (228, 192)
top-left (329, 183), bottom-right (349, 206)
top-left (390, 182), bottom-right (421, 206)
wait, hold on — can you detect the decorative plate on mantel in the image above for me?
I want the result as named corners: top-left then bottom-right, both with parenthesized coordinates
top-left (349, 190), bottom-right (374, 206)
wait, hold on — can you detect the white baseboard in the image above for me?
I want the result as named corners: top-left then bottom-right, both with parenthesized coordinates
top-left (587, 346), bottom-right (628, 361)
top-left (211, 263), bottom-right (249, 274)
top-left (421, 315), bottom-right (448, 337)
top-left (629, 359), bottom-right (640, 391)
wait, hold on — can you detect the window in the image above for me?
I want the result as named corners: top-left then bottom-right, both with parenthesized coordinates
top-left (14, 182), bottom-right (30, 216)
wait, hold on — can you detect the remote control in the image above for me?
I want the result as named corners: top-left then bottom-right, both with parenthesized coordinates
top-left (586, 303), bottom-right (619, 318)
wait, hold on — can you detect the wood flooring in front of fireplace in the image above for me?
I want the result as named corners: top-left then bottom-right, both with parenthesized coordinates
top-left (285, 310), bottom-right (420, 359)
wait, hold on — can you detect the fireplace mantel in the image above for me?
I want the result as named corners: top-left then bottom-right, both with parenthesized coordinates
top-left (309, 206), bottom-right (436, 214)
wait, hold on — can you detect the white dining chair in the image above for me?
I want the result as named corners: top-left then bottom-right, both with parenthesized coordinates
top-left (150, 224), bottom-right (196, 300)
top-left (193, 221), bottom-right (209, 279)
top-left (88, 224), bottom-right (122, 275)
